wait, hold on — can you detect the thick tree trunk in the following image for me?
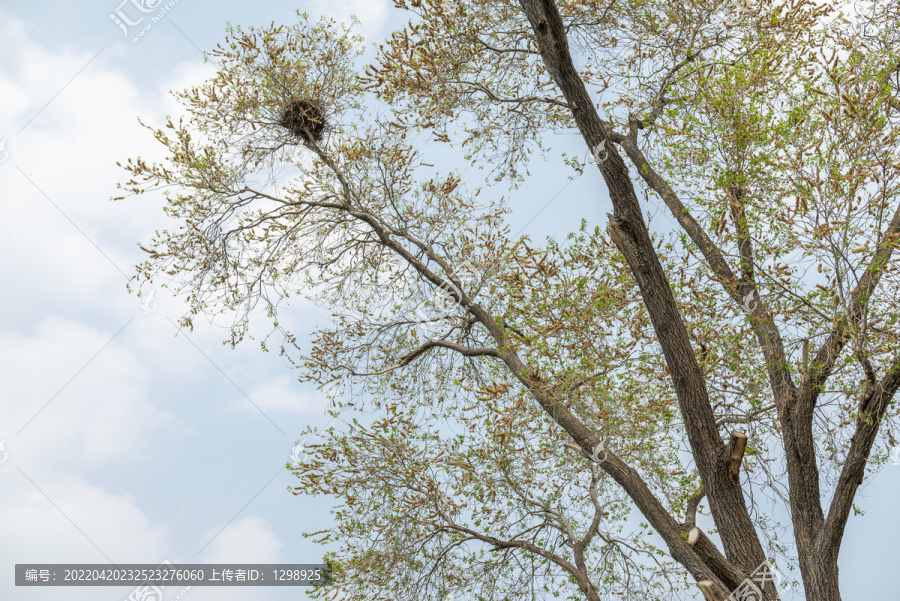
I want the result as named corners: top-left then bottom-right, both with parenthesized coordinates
top-left (515, 0), bottom-right (775, 595)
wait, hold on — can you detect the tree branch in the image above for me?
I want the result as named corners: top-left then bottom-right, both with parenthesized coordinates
top-left (799, 201), bottom-right (900, 414)
top-left (685, 485), bottom-right (706, 530)
top-left (608, 137), bottom-right (795, 410)
top-left (343, 339), bottom-right (500, 376)
top-left (516, 0), bottom-right (767, 582)
top-left (727, 431), bottom-right (748, 478)
top-left (821, 357), bottom-right (900, 559)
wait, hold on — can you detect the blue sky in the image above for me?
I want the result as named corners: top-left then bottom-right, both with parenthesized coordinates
top-left (0, 1), bottom-right (898, 600)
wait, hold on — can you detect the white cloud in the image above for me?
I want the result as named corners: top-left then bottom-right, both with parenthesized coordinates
top-left (161, 517), bottom-right (284, 601)
top-left (0, 315), bottom-right (183, 470)
top-left (0, 7), bottom-right (338, 601)
top-left (0, 473), bottom-right (170, 561)
top-left (196, 515), bottom-right (283, 564)
top-left (230, 374), bottom-right (329, 416)
top-left (0, 474), bottom-right (171, 600)
top-left (306, 0), bottom-right (389, 43)
top-left (0, 8), bottom-right (219, 318)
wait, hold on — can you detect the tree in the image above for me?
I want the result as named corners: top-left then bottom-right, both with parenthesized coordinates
top-left (115, 2), bottom-right (900, 599)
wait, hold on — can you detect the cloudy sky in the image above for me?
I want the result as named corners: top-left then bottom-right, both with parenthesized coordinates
top-left (0, 1), bottom-right (897, 600)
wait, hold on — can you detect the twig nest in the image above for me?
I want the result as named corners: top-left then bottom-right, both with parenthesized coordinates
top-left (278, 98), bottom-right (327, 144)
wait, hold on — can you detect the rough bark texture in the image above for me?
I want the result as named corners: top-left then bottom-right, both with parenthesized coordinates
top-left (511, 1), bottom-right (900, 598)
top-left (516, 0), bottom-right (778, 597)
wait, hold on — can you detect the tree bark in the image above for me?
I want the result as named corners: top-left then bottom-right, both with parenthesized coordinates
top-left (516, 0), bottom-right (774, 592)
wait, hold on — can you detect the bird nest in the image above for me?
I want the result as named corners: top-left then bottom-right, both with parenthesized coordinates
top-left (278, 98), bottom-right (327, 144)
